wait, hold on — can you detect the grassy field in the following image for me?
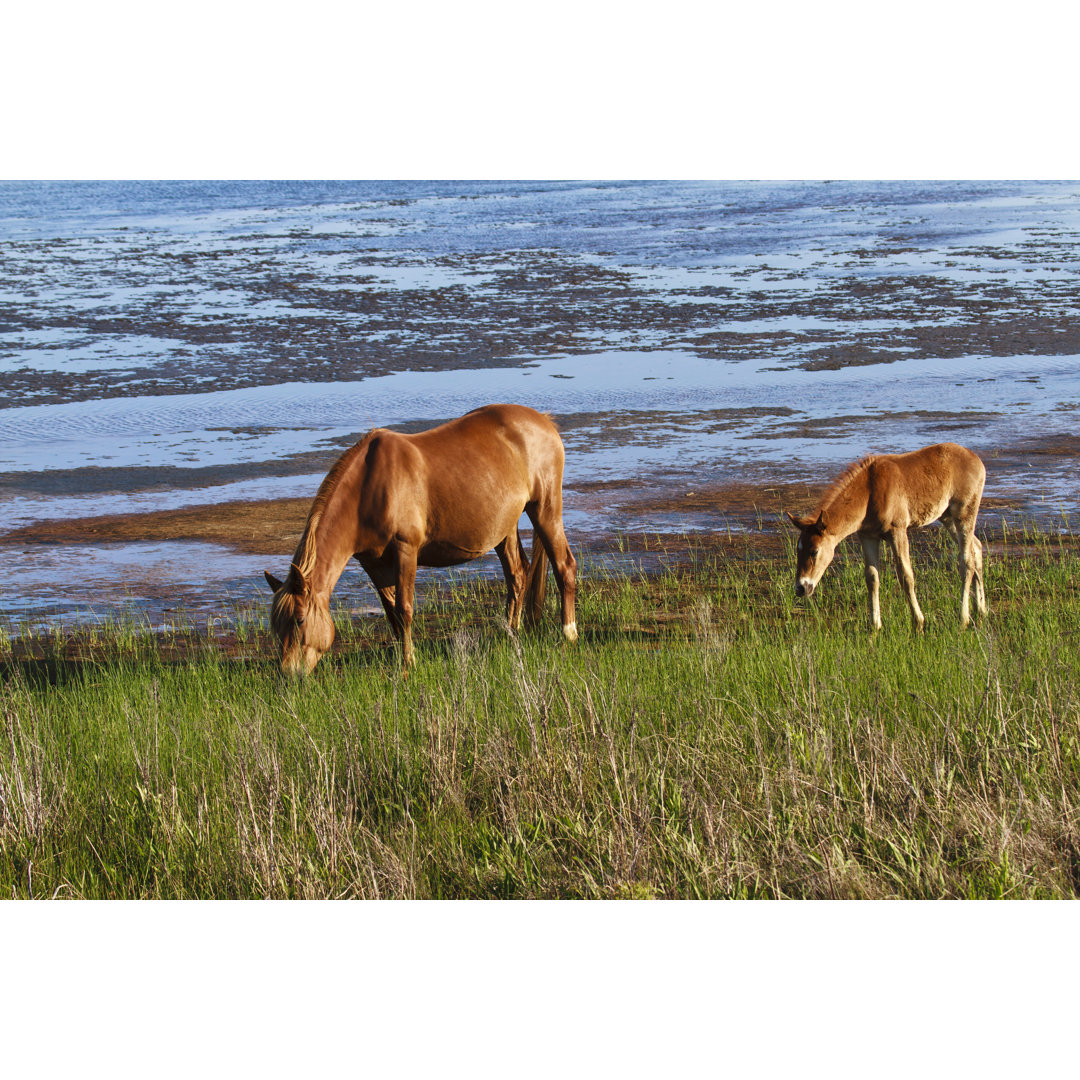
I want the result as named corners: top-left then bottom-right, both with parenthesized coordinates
top-left (2, 522), bottom-right (1079, 899)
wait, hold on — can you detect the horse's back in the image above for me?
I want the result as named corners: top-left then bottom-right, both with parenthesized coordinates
top-left (452, 403), bottom-right (562, 459)
top-left (357, 404), bottom-right (565, 558)
top-left (870, 442), bottom-right (985, 528)
top-left (417, 403), bottom-right (565, 495)
top-left (896, 442), bottom-right (984, 492)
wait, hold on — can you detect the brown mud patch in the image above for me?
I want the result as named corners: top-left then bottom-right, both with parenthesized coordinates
top-left (7, 224), bottom-right (1080, 408)
top-left (0, 480), bottom-right (808, 556)
top-left (571, 475), bottom-right (1022, 533)
top-left (2, 498), bottom-right (311, 555)
top-left (0, 474), bottom-right (1033, 559)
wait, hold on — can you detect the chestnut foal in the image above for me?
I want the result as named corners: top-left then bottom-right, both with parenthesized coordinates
top-left (788, 442), bottom-right (987, 631)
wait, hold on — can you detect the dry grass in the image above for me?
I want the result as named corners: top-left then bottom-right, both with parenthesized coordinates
top-left (2, 524), bottom-right (1079, 898)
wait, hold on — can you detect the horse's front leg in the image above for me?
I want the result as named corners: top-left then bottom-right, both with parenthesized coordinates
top-left (887, 528), bottom-right (925, 632)
top-left (859, 534), bottom-right (883, 632)
top-left (393, 543), bottom-right (419, 668)
top-left (357, 556), bottom-right (402, 636)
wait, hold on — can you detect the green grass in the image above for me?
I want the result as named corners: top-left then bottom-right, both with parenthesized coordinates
top-left (2, 524), bottom-right (1079, 898)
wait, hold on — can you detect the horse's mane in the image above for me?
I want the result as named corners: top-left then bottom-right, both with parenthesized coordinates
top-left (820, 455), bottom-right (875, 513)
top-left (290, 432), bottom-right (375, 582)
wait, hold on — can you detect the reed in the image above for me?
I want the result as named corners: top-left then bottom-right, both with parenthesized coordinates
top-left (2, 522), bottom-right (1078, 898)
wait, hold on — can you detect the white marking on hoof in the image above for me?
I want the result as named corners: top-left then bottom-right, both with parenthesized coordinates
top-left (563, 621), bottom-right (578, 642)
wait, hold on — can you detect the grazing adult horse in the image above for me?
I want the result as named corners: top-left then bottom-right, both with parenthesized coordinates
top-left (787, 442), bottom-right (987, 632)
top-left (264, 403), bottom-right (578, 674)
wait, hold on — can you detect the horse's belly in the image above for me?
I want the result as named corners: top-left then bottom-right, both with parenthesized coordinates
top-left (420, 503), bottom-right (525, 566)
top-left (418, 541), bottom-right (488, 567)
top-left (915, 495), bottom-right (952, 526)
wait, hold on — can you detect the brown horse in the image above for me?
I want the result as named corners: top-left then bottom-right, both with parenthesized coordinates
top-left (264, 403), bottom-right (578, 674)
top-left (787, 442), bottom-right (987, 631)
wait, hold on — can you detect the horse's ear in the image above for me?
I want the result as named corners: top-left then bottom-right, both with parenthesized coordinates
top-left (290, 562), bottom-right (311, 594)
top-left (264, 570), bottom-right (284, 592)
top-left (815, 510), bottom-right (828, 531)
top-left (785, 511), bottom-right (804, 529)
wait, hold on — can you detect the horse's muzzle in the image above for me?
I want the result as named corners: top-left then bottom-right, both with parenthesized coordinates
top-left (795, 580), bottom-right (814, 598)
top-left (280, 647), bottom-right (319, 677)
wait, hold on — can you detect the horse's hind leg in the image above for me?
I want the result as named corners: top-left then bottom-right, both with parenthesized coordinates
top-left (887, 527), bottom-right (925, 631)
top-left (525, 501), bottom-right (577, 642)
top-left (495, 530), bottom-right (528, 630)
top-left (957, 517), bottom-right (987, 625)
top-left (957, 527), bottom-right (975, 628)
top-left (950, 501), bottom-right (987, 626)
top-left (972, 533), bottom-right (988, 617)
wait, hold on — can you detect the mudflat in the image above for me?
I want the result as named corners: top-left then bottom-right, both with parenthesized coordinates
top-left (1, 475), bottom-right (1024, 557)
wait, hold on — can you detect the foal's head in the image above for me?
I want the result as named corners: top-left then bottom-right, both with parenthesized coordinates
top-left (264, 566), bottom-right (335, 675)
top-left (787, 511), bottom-right (837, 599)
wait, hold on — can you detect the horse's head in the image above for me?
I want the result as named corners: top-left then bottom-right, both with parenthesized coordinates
top-left (264, 565), bottom-right (335, 675)
top-left (786, 511), bottom-right (835, 599)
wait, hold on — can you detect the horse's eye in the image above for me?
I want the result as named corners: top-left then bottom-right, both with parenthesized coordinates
top-left (296, 615), bottom-right (306, 626)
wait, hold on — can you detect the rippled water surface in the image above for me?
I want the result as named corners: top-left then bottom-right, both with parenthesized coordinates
top-left (3, 180), bottom-right (1080, 625)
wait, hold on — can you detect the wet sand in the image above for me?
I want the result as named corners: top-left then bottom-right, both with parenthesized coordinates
top-left (3, 497), bottom-right (311, 555)
top-left (0, 462), bottom-right (1031, 554)
top-left (0, 407), bottom-right (1066, 632)
top-left (0, 445), bottom-right (1048, 640)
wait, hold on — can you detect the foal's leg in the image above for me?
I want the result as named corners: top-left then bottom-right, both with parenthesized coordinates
top-left (956, 516), bottom-right (988, 624)
top-left (859, 534), bottom-right (883, 632)
top-left (946, 499), bottom-right (988, 626)
top-left (526, 501), bottom-right (578, 642)
top-left (970, 492), bottom-right (989, 619)
top-left (495, 530), bottom-right (528, 630)
top-left (887, 528), bottom-right (925, 631)
top-left (956, 522), bottom-right (975, 628)
top-left (971, 533), bottom-right (988, 617)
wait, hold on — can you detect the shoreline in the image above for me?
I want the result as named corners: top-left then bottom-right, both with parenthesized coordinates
top-left (0, 478), bottom-right (1029, 556)
top-left (0, 430), bottom-right (1060, 633)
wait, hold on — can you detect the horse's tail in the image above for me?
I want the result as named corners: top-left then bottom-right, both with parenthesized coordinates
top-left (522, 532), bottom-right (548, 626)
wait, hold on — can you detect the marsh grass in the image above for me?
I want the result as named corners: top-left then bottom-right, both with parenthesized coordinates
top-left (2, 522), bottom-right (1079, 898)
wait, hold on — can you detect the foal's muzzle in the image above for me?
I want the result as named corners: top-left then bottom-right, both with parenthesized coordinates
top-left (795, 580), bottom-right (815, 599)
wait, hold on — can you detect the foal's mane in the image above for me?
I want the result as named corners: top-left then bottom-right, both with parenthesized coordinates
top-left (290, 433), bottom-right (374, 582)
top-left (820, 455), bottom-right (875, 513)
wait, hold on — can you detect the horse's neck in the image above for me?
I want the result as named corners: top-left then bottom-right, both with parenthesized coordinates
top-left (298, 494), bottom-right (358, 601)
top-left (822, 469), bottom-right (870, 540)
top-left (308, 536), bottom-right (353, 600)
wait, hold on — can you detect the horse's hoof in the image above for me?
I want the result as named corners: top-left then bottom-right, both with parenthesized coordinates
top-left (563, 621), bottom-right (578, 643)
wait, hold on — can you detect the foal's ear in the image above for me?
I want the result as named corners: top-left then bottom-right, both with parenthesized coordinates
top-left (264, 570), bottom-right (284, 593)
top-left (785, 511), bottom-right (803, 528)
top-left (815, 510), bottom-right (828, 531)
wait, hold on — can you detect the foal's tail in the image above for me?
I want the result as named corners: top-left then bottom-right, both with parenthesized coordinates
top-left (523, 534), bottom-right (549, 626)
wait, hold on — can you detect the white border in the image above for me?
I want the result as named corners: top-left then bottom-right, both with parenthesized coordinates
top-left (3, 1), bottom-right (1079, 177)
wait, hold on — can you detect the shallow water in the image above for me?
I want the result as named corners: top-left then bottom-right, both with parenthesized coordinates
top-left (3, 180), bottom-right (1080, 625)
top-left (0, 542), bottom-right (289, 629)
